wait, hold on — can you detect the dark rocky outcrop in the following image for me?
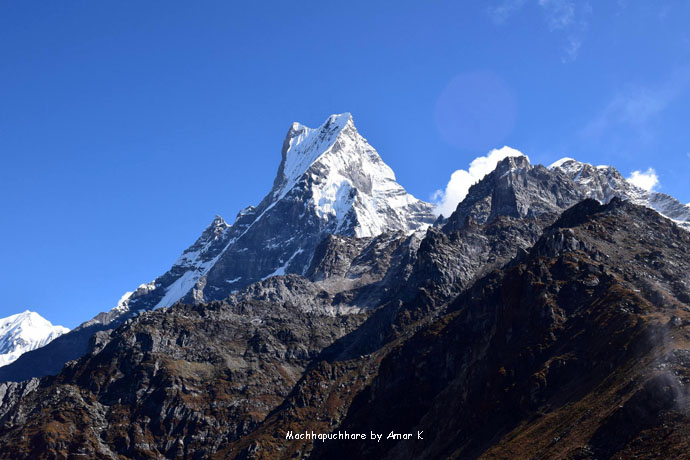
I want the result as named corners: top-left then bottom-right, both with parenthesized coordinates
top-left (1, 191), bottom-right (689, 459)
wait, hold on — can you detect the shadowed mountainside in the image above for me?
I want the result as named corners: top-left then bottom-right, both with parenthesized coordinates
top-left (1, 198), bottom-right (689, 459)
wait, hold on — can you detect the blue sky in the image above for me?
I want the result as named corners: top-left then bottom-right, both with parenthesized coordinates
top-left (1, 1), bottom-right (689, 327)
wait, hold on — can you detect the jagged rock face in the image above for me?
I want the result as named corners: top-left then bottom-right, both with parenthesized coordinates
top-left (550, 157), bottom-right (690, 229)
top-left (303, 231), bottom-right (425, 311)
top-left (1, 195), bottom-right (690, 456)
top-left (407, 215), bottom-right (552, 308)
top-left (444, 155), bottom-right (690, 235)
top-left (443, 155), bottom-right (587, 231)
top-left (0, 114), bottom-right (436, 382)
top-left (147, 113), bottom-right (435, 312)
top-left (235, 199), bottom-right (690, 460)
top-left (0, 379), bottom-right (39, 421)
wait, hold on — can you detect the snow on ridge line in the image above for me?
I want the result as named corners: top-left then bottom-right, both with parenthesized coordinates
top-left (277, 113), bottom-right (354, 199)
top-left (549, 157), bottom-right (613, 171)
top-left (549, 157), bottom-right (690, 230)
top-left (261, 248), bottom-right (305, 280)
top-left (0, 310), bottom-right (70, 367)
top-left (548, 157), bottom-right (576, 169)
top-left (105, 112), bottom-right (436, 315)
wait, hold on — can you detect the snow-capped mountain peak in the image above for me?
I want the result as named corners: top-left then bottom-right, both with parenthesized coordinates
top-left (87, 113), bottom-right (437, 319)
top-left (273, 113), bottom-right (360, 200)
top-left (270, 112), bottom-right (431, 238)
top-left (0, 310), bottom-right (69, 367)
top-left (277, 113), bottom-right (353, 193)
top-left (549, 157), bottom-right (690, 228)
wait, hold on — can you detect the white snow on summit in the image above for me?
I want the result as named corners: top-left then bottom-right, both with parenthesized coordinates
top-left (275, 113), bottom-right (353, 200)
top-left (97, 113), bottom-right (436, 318)
top-left (549, 157), bottom-right (690, 230)
top-left (0, 310), bottom-right (69, 367)
top-left (275, 112), bottom-right (434, 237)
top-left (548, 157), bottom-right (576, 169)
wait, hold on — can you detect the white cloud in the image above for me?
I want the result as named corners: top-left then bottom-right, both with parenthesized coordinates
top-left (627, 168), bottom-right (659, 192)
top-left (433, 146), bottom-right (528, 217)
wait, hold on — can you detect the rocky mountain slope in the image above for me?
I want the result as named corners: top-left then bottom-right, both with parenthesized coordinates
top-left (1, 136), bottom-right (689, 458)
top-left (298, 198), bottom-right (690, 460)
top-left (1, 114), bottom-right (689, 459)
top-left (1, 195), bottom-right (688, 459)
top-left (0, 311), bottom-right (68, 367)
top-left (6, 121), bottom-right (690, 384)
top-left (550, 157), bottom-right (690, 229)
top-left (0, 113), bottom-right (436, 382)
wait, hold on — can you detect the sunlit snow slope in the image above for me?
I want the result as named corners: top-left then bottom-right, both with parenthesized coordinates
top-left (0, 311), bottom-right (69, 367)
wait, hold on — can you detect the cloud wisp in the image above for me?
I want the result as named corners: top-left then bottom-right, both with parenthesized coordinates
top-left (538, 0), bottom-right (576, 30)
top-left (488, 0), bottom-right (590, 62)
top-left (562, 35), bottom-right (582, 63)
top-left (582, 67), bottom-right (690, 142)
top-left (488, 0), bottom-right (527, 24)
top-left (432, 146), bottom-right (527, 217)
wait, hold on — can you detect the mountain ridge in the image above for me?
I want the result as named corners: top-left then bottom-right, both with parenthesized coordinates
top-left (0, 113), bottom-right (437, 380)
top-left (550, 157), bottom-right (690, 229)
top-left (0, 311), bottom-right (68, 368)
top-left (1, 195), bottom-right (688, 459)
top-left (0, 113), bottom-right (689, 458)
top-left (2, 117), bottom-right (689, 385)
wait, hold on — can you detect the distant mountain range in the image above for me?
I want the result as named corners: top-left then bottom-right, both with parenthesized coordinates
top-left (0, 311), bottom-right (68, 367)
top-left (0, 114), bottom-right (689, 459)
